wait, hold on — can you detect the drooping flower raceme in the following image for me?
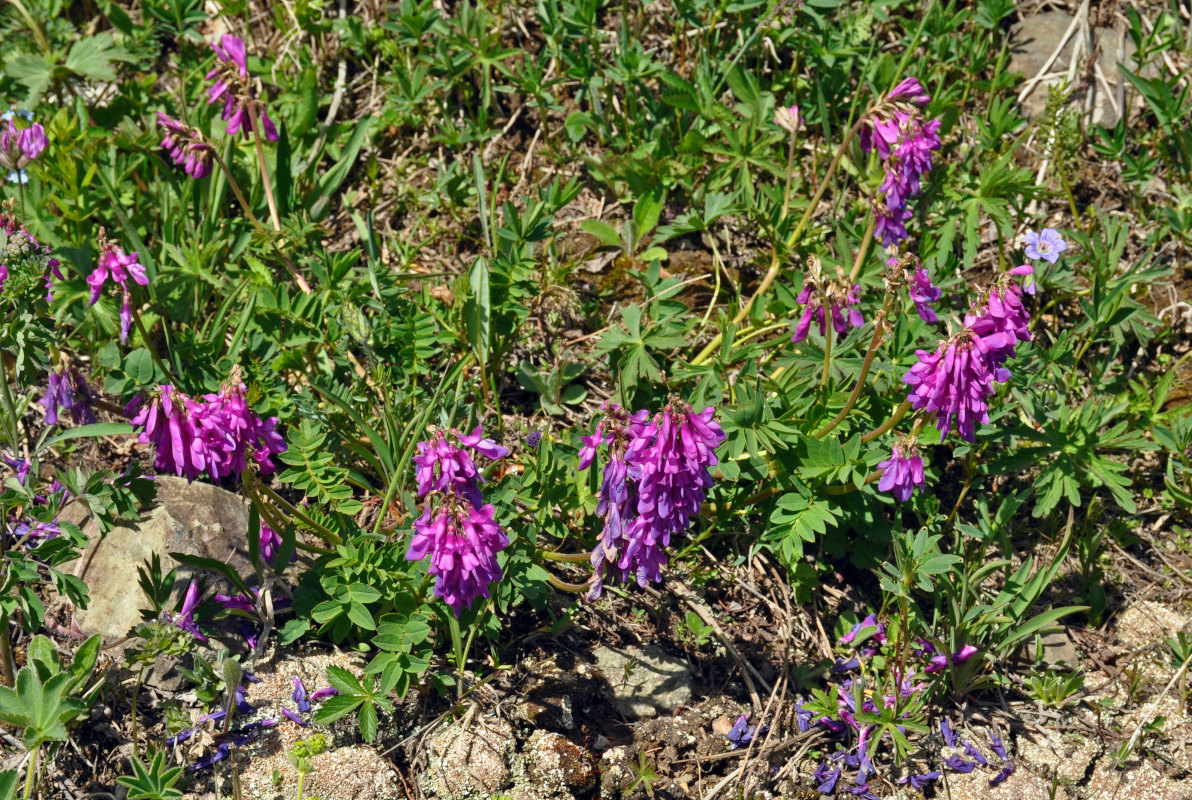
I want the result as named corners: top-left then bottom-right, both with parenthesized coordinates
top-left (41, 367), bottom-right (98, 427)
top-left (0, 111), bottom-right (46, 183)
top-left (413, 426), bottom-right (510, 509)
top-left (406, 425), bottom-right (510, 616)
top-left (1024, 228), bottom-right (1067, 264)
top-left (791, 258), bottom-right (865, 343)
top-left (406, 497), bottom-right (508, 616)
top-left (127, 377), bottom-right (286, 483)
top-left (87, 235), bottom-right (148, 343)
top-left (157, 113), bottom-right (213, 179)
top-left (581, 401), bottom-right (724, 598)
top-left (206, 34), bottom-right (279, 141)
top-left (774, 104), bottom-right (802, 133)
top-left (579, 404), bottom-right (650, 600)
top-left (861, 79), bottom-right (941, 247)
top-left (877, 444), bottom-right (925, 502)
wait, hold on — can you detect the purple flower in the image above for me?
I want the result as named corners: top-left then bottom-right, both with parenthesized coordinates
top-left (164, 581), bottom-right (207, 641)
top-left (292, 677), bottom-right (310, 712)
top-left (1024, 229), bottom-right (1066, 264)
top-left (281, 707), bottom-right (309, 726)
top-left (206, 34), bottom-right (279, 142)
top-left (215, 589), bottom-right (256, 613)
top-left (963, 740), bottom-right (989, 766)
top-left (813, 763), bottom-right (841, 793)
top-left (775, 104), bottom-right (802, 133)
top-left (310, 686), bottom-right (339, 703)
top-left (897, 770), bottom-right (941, 789)
top-left (990, 763), bottom-right (1014, 786)
top-left (157, 113), bottom-right (212, 179)
top-left (988, 730), bottom-right (1008, 760)
top-left (903, 331), bottom-right (1007, 442)
top-left (41, 368), bottom-right (98, 427)
top-left (406, 498), bottom-right (508, 617)
top-left (413, 426), bottom-right (506, 509)
top-left (791, 273), bottom-right (864, 343)
top-left (726, 714), bottom-right (755, 749)
top-left (887, 77), bottom-right (931, 106)
top-left (127, 377), bottom-right (286, 483)
top-left (877, 445), bottom-right (925, 502)
top-left (943, 754), bottom-right (977, 773)
top-left (87, 238), bottom-right (149, 344)
top-left (910, 264), bottom-right (942, 323)
top-left (526, 430), bottom-right (542, 448)
top-left (925, 644), bottom-right (979, 673)
top-left (862, 99), bottom-right (942, 247)
top-left (3, 455), bottom-right (30, 485)
top-left (0, 112), bottom-right (46, 177)
top-left (940, 719), bottom-right (957, 748)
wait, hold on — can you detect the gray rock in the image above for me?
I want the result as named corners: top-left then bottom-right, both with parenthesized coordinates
top-left (591, 643), bottom-right (693, 719)
top-left (72, 476), bottom-right (254, 642)
top-left (421, 717), bottom-right (515, 800)
top-left (1029, 630), bottom-right (1081, 667)
top-left (1008, 11), bottom-right (1148, 126)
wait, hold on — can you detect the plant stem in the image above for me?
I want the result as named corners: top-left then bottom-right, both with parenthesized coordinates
top-left (130, 670), bottom-right (143, 760)
top-left (130, 306), bottom-right (176, 385)
top-left (545, 571), bottom-right (595, 593)
top-left (446, 612), bottom-right (465, 700)
top-left (247, 110), bottom-right (282, 232)
top-left (209, 148), bottom-right (311, 294)
top-left (540, 549), bottom-right (593, 563)
top-left (815, 312), bottom-right (889, 439)
top-left (22, 745), bottom-right (38, 800)
top-left (819, 324), bottom-right (833, 388)
top-left (245, 473), bottom-right (342, 546)
top-left (848, 212), bottom-right (876, 282)
top-left (296, 772), bottom-right (307, 800)
top-left (0, 618), bottom-right (14, 687)
top-left (861, 399), bottom-right (911, 443)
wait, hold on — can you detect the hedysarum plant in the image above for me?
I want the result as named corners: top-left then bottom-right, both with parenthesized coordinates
top-left (126, 370), bottom-right (286, 483)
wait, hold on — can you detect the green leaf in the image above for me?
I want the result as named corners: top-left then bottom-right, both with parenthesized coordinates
top-left (313, 694), bottom-right (361, 724)
top-left (464, 258), bottom-right (491, 366)
top-left (579, 220), bottom-right (622, 248)
top-left (325, 665), bottom-right (363, 694)
top-left (41, 423), bottom-right (134, 450)
top-left (358, 700), bottom-right (379, 742)
top-left (167, 553), bottom-right (253, 597)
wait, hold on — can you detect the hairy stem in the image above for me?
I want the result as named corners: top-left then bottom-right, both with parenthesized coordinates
top-left (861, 399), bottom-right (912, 443)
top-left (814, 313), bottom-right (888, 439)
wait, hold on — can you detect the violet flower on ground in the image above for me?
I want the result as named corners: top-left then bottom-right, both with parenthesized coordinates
top-left (405, 496), bottom-right (509, 617)
top-left (206, 34), bottom-right (279, 141)
top-left (1024, 228), bottom-right (1067, 264)
top-left (163, 580), bottom-right (207, 641)
top-left (726, 714), bottom-right (768, 749)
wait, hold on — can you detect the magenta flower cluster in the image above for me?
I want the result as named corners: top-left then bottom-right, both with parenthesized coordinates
top-left (206, 34), bottom-right (279, 141)
top-left (157, 113), bottom-right (213, 179)
top-left (127, 378), bottom-right (286, 483)
top-left (791, 261), bottom-right (865, 344)
top-left (87, 236), bottom-right (148, 343)
top-left (0, 111), bottom-right (46, 183)
top-left (902, 266), bottom-right (1034, 443)
top-left (861, 78), bottom-right (942, 246)
top-left (406, 426), bottom-right (510, 616)
top-left (580, 401), bottom-right (725, 599)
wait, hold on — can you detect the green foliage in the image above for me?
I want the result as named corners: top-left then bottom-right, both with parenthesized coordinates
top-left (116, 751), bottom-right (185, 800)
top-left (313, 666), bottom-right (394, 743)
